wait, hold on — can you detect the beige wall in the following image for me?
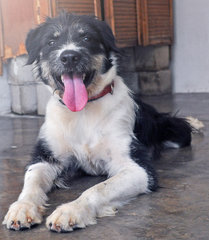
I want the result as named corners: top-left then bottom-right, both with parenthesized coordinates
top-left (172, 0), bottom-right (209, 93)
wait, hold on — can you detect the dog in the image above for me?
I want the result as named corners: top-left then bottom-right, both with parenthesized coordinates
top-left (2, 12), bottom-right (192, 233)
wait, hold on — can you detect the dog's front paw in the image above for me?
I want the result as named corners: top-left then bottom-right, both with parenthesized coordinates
top-left (2, 200), bottom-right (44, 230)
top-left (46, 200), bottom-right (97, 233)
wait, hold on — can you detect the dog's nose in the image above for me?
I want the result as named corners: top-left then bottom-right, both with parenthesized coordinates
top-left (60, 50), bottom-right (81, 66)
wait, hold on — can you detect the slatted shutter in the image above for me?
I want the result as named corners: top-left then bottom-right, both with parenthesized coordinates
top-left (0, 1), bottom-right (3, 75)
top-left (0, 0), bottom-right (35, 59)
top-left (51, 0), bottom-right (101, 19)
top-left (104, 0), bottom-right (140, 47)
top-left (0, 0), bottom-right (173, 75)
top-left (104, 0), bottom-right (173, 47)
top-left (34, 0), bottom-right (53, 24)
top-left (141, 0), bottom-right (173, 45)
top-left (0, 0), bottom-right (52, 75)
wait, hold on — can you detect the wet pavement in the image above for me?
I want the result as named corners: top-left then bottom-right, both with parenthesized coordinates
top-left (0, 93), bottom-right (209, 240)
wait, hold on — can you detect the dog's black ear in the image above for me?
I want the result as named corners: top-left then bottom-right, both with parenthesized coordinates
top-left (97, 20), bottom-right (120, 54)
top-left (25, 27), bottom-right (42, 65)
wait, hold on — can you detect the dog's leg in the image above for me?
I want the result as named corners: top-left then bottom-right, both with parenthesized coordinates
top-left (46, 160), bottom-right (154, 233)
top-left (2, 162), bottom-right (60, 230)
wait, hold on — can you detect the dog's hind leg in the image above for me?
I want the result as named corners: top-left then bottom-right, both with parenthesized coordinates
top-left (134, 100), bottom-right (192, 150)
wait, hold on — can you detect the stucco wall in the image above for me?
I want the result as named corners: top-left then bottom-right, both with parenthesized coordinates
top-left (0, 65), bottom-right (11, 114)
top-left (172, 0), bottom-right (209, 93)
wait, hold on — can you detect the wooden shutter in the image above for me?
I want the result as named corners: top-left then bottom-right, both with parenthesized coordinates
top-left (104, 0), bottom-right (173, 47)
top-left (141, 0), bottom-right (173, 45)
top-left (0, 0), bottom-right (173, 76)
top-left (104, 0), bottom-right (140, 47)
top-left (0, 0), bottom-right (51, 59)
top-left (0, 0), bottom-right (35, 59)
top-left (51, 0), bottom-right (101, 19)
top-left (0, 0), bottom-right (3, 75)
top-left (34, 0), bottom-right (53, 25)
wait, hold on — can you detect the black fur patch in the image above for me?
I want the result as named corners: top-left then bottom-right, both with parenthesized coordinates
top-left (133, 96), bottom-right (192, 157)
top-left (56, 157), bottom-right (86, 187)
top-left (25, 12), bottom-right (120, 89)
top-left (29, 139), bottom-right (84, 186)
top-left (130, 138), bottom-right (158, 191)
top-left (101, 58), bottom-right (113, 74)
top-left (131, 97), bottom-right (192, 191)
top-left (30, 139), bottom-right (59, 165)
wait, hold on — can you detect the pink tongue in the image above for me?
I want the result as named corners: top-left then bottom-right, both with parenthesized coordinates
top-left (62, 73), bottom-right (88, 112)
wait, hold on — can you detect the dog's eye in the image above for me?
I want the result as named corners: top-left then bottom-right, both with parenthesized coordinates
top-left (83, 36), bottom-right (91, 42)
top-left (48, 40), bottom-right (56, 46)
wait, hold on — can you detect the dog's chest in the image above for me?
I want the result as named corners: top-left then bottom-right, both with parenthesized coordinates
top-left (43, 103), bottom-right (114, 175)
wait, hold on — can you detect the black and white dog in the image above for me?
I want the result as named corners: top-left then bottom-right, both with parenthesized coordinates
top-left (3, 13), bottom-right (192, 232)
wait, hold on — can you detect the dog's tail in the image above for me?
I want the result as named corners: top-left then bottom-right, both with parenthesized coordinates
top-left (156, 113), bottom-right (192, 149)
top-left (134, 100), bottom-right (194, 150)
top-left (185, 116), bottom-right (204, 132)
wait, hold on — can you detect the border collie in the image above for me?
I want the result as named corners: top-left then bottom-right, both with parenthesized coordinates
top-left (3, 13), bottom-right (192, 233)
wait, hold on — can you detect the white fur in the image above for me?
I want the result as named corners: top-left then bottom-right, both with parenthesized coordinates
top-left (57, 43), bottom-right (81, 58)
top-left (53, 31), bottom-right (60, 37)
top-left (3, 64), bottom-right (149, 232)
top-left (186, 116), bottom-right (204, 132)
top-left (42, 73), bottom-right (136, 175)
top-left (163, 141), bottom-right (180, 149)
top-left (3, 200), bottom-right (43, 230)
top-left (3, 162), bottom-right (62, 230)
top-left (46, 163), bottom-right (148, 232)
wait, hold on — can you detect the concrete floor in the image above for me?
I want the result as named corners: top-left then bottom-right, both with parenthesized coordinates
top-left (0, 93), bottom-right (209, 240)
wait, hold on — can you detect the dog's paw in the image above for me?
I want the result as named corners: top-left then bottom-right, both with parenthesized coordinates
top-left (2, 200), bottom-right (44, 230)
top-left (46, 201), bottom-right (97, 233)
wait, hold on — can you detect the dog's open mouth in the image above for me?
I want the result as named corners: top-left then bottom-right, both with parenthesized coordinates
top-left (56, 71), bottom-right (95, 112)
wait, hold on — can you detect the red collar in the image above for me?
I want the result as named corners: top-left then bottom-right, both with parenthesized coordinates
top-left (88, 82), bottom-right (114, 102)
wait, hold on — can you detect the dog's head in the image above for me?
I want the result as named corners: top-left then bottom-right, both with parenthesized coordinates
top-left (26, 12), bottom-right (119, 112)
